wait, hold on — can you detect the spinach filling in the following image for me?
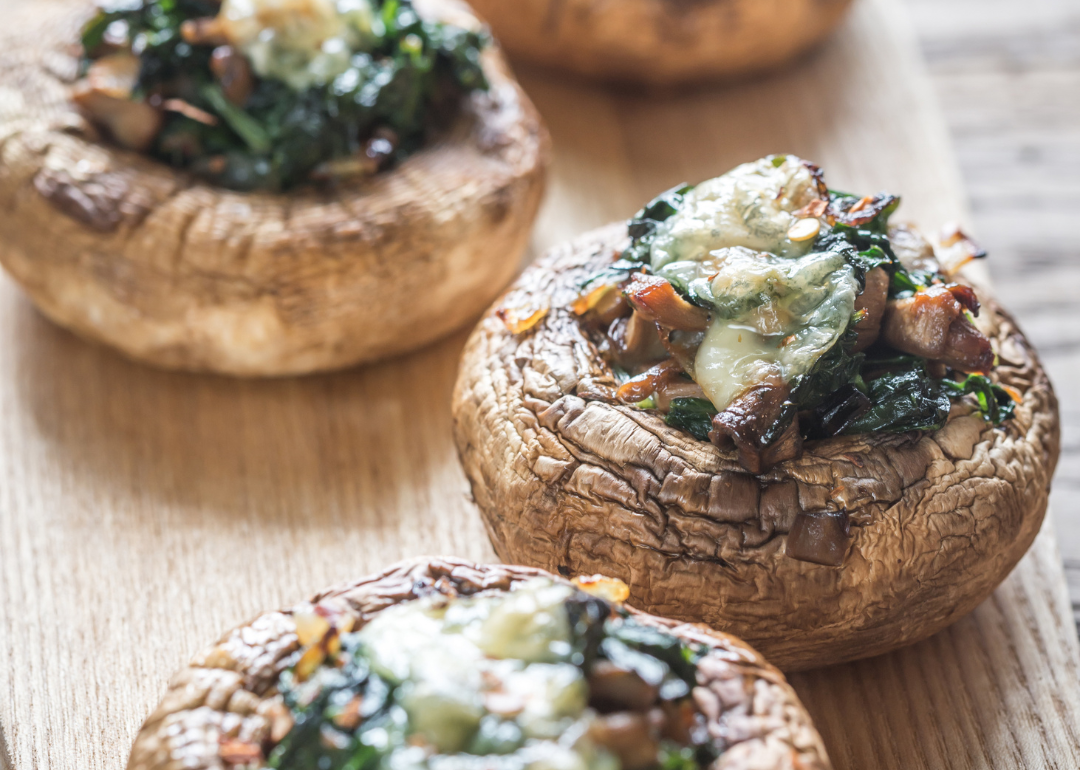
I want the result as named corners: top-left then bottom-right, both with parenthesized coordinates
top-left (271, 582), bottom-right (717, 770)
top-left (79, 0), bottom-right (488, 191)
top-left (592, 176), bottom-right (1013, 446)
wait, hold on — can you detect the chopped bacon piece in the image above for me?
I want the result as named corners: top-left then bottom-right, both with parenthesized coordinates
top-left (852, 267), bottom-right (889, 352)
top-left (624, 275), bottom-right (709, 332)
top-left (881, 285), bottom-right (994, 373)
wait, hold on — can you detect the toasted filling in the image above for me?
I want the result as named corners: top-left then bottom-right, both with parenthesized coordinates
top-left (269, 579), bottom-right (715, 770)
top-left (659, 248), bottom-right (859, 413)
top-left (567, 154), bottom-right (1014, 482)
top-left (75, 0), bottom-right (488, 190)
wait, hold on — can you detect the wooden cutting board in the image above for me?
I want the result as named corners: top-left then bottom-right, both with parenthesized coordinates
top-left (1, 0), bottom-right (1078, 768)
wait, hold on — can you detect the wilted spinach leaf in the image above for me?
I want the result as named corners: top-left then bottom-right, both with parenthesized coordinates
top-left (665, 397), bottom-right (717, 441)
top-left (843, 362), bottom-right (952, 434)
top-left (80, 0), bottom-right (488, 191)
top-left (271, 634), bottom-right (398, 770)
top-left (791, 328), bottom-right (864, 411)
top-left (941, 374), bottom-right (1017, 424)
top-left (623, 184), bottom-right (694, 263)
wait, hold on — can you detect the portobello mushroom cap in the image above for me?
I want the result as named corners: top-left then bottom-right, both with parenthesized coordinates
top-left (466, 0), bottom-right (855, 86)
top-left (452, 223), bottom-right (1061, 672)
top-left (126, 557), bottom-right (831, 770)
top-left (0, 0), bottom-right (548, 376)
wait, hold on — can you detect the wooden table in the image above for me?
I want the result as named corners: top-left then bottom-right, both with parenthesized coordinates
top-left (904, 0), bottom-right (1080, 627)
top-left (1, 1), bottom-right (1078, 769)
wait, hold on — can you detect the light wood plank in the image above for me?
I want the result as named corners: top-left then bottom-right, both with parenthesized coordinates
top-left (0, 0), bottom-right (1077, 769)
top-left (905, 0), bottom-right (1080, 623)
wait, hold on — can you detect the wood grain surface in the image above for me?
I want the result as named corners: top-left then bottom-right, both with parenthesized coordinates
top-left (0, 1), bottom-right (1077, 769)
top-left (905, 0), bottom-right (1080, 627)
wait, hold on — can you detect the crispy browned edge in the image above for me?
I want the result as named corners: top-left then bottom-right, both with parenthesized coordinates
top-left (0, 0), bottom-right (548, 376)
top-left (126, 557), bottom-right (831, 770)
top-left (466, 0), bottom-right (855, 86)
top-left (452, 223), bottom-right (1061, 672)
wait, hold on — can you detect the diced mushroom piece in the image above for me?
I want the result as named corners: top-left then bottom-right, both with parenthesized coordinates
top-left (310, 132), bottom-right (400, 182)
top-left (881, 285), bottom-right (994, 373)
top-left (588, 660), bottom-right (659, 712)
top-left (72, 53), bottom-right (163, 152)
top-left (829, 193), bottom-right (898, 227)
top-left (937, 222), bottom-right (988, 276)
top-left (606, 311), bottom-right (669, 371)
top-left (942, 316), bottom-right (995, 374)
top-left (709, 384), bottom-right (801, 474)
top-left (946, 283), bottom-right (980, 316)
top-left (659, 328), bottom-right (705, 375)
top-left (625, 275), bottom-right (710, 332)
top-left (882, 285), bottom-right (959, 358)
top-left (574, 283), bottom-right (632, 325)
top-left (654, 376), bottom-right (707, 412)
top-left (888, 223), bottom-right (941, 273)
top-left (162, 99), bottom-right (218, 125)
top-left (659, 699), bottom-right (698, 745)
top-left (210, 46), bottom-right (254, 105)
top-left (786, 512), bottom-right (851, 566)
top-left (180, 16), bottom-right (230, 46)
top-left (80, 52), bottom-right (141, 97)
top-left (309, 154), bottom-right (381, 181)
top-left (616, 360), bottom-right (683, 404)
top-left (588, 712), bottom-right (659, 770)
top-left (851, 266), bottom-right (889, 352)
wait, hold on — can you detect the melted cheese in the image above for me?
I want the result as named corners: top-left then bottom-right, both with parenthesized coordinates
top-left (356, 579), bottom-right (614, 770)
top-left (649, 155), bottom-right (822, 268)
top-left (648, 156), bottom-right (857, 412)
top-left (219, 0), bottom-right (375, 90)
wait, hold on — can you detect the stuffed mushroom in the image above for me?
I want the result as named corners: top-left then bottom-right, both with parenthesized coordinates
top-left (466, 0), bottom-right (855, 86)
top-left (452, 155), bottom-right (1060, 671)
top-left (126, 558), bottom-right (831, 770)
top-left (0, 0), bottom-right (547, 375)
